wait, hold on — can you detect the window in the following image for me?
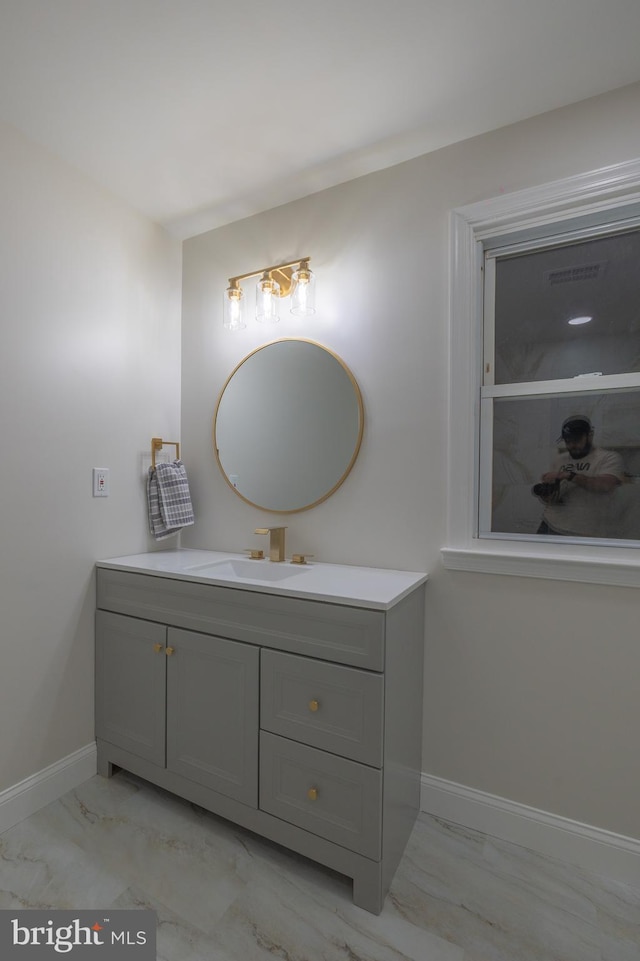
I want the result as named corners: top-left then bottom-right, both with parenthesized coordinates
top-left (443, 159), bottom-right (640, 586)
top-left (482, 225), bottom-right (640, 544)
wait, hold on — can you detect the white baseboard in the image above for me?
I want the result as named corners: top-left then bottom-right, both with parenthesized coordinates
top-left (421, 773), bottom-right (640, 887)
top-left (1, 751), bottom-right (637, 888)
top-left (0, 743), bottom-right (97, 836)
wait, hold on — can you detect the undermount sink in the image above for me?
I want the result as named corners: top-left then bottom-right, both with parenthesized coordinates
top-left (186, 558), bottom-right (310, 581)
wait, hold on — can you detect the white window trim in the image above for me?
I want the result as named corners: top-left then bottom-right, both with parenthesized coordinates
top-left (442, 158), bottom-right (640, 588)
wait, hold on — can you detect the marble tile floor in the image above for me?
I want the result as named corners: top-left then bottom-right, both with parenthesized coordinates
top-left (0, 770), bottom-right (638, 961)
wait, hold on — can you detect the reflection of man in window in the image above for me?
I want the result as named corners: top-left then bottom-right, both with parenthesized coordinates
top-left (533, 416), bottom-right (624, 537)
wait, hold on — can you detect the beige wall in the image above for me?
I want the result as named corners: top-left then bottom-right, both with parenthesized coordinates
top-left (181, 81), bottom-right (640, 841)
top-left (0, 121), bottom-right (182, 791)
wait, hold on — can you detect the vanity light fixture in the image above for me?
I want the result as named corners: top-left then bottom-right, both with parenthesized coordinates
top-left (223, 257), bottom-right (316, 330)
top-left (290, 260), bottom-right (316, 317)
top-left (256, 271), bottom-right (281, 324)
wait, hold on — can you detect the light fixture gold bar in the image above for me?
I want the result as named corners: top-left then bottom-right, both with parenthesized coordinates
top-left (227, 257), bottom-right (311, 295)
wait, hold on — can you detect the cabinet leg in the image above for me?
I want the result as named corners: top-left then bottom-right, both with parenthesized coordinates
top-left (352, 866), bottom-right (384, 915)
top-left (96, 749), bottom-right (114, 779)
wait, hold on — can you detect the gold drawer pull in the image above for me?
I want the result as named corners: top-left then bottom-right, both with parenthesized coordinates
top-left (153, 643), bottom-right (164, 654)
top-left (308, 699), bottom-right (319, 713)
top-left (165, 646), bottom-right (175, 656)
top-left (307, 787), bottom-right (318, 802)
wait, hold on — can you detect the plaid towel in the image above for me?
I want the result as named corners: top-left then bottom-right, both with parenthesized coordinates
top-left (147, 459), bottom-right (195, 540)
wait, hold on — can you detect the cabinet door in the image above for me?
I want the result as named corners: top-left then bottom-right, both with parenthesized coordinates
top-left (166, 629), bottom-right (259, 807)
top-left (95, 611), bottom-right (166, 766)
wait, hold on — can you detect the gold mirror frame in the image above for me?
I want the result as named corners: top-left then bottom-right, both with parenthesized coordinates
top-left (213, 339), bottom-right (364, 513)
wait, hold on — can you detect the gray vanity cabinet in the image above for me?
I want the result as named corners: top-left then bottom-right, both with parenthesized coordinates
top-left (95, 566), bottom-right (425, 915)
top-left (95, 611), bottom-right (259, 806)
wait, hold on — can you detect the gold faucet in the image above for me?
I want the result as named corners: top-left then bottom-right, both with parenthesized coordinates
top-left (254, 527), bottom-right (287, 562)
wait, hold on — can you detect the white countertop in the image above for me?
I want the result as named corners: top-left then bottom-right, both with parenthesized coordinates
top-left (96, 549), bottom-right (428, 610)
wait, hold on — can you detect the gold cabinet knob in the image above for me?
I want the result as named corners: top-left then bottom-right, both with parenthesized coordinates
top-left (308, 699), bottom-right (319, 712)
top-left (307, 787), bottom-right (318, 801)
top-left (165, 646), bottom-right (175, 656)
top-left (153, 643), bottom-right (164, 654)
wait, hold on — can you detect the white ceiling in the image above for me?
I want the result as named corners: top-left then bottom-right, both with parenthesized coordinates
top-left (2, 0), bottom-right (640, 239)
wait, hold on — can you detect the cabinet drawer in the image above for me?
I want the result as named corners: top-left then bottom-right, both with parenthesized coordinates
top-left (261, 650), bottom-right (383, 766)
top-left (259, 732), bottom-right (382, 859)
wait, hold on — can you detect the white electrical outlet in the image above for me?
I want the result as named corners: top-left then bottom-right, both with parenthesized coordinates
top-left (93, 468), bottom-right (109, 497)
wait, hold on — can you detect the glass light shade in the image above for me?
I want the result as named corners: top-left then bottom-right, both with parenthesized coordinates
top-left (255, 274), bottom-right (280, 323)
top-left (223, 286), bottom-right (245, 330)
top-left (290, 263), bottom-right (316, 316)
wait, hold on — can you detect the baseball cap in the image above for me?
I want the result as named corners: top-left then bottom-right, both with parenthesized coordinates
top-left (557, 415), bottom-right (593, 442)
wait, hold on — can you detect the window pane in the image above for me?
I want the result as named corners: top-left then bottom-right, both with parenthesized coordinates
top-left (487, 390), bottom-right (640, 541)
top-left (493, 229), bottom-right (640, 384)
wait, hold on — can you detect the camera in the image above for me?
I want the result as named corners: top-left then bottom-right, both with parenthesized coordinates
top-left (532, 480), bottom-right (560, 498)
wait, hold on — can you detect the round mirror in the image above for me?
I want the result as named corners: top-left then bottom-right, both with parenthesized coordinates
top-left (213, 339), bottom-right (364, 513)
